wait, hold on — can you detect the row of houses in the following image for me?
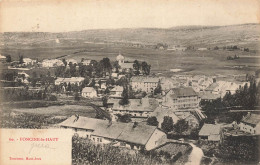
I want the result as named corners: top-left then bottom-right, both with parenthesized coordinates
top-left (59, 115), bottom-right (167, 150)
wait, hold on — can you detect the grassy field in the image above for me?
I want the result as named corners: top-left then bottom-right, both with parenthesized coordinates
top-left (1, 42), bottom-right (259, 76)
top-left (11, 105), bottom-right (96, 118)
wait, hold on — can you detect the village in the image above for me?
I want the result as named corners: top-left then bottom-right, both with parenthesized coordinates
top-left (0, 50), bottom-right (259, 164)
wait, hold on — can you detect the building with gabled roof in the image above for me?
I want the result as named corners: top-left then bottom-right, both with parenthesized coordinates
top-left (131, 76), bottom-right (160, 93)
top-left (55, 77), bottom-right (85, 85)
top-left (239, 113), bottom-right (260, 135)
top-left (110, 85), bottom-right (123, 98)
top-left (112, 98), bottom-right (159, 117)
top-left (199, 124), bottom-right (223, 142)
top-left (59, 115), bottom-right (166, 150)
top-left (82, 87), bottom-right (97, 98)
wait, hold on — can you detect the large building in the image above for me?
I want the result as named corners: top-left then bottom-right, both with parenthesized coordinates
top-left (59, 115), bottom-right (166, 150)
top-left (162, 87), bottom-right (200, 110)
top-left (116, 53), bottom-right (134, 72)
top-left (131, 76), bottom-right (160, 93)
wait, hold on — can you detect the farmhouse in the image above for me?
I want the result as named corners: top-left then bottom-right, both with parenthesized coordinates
top-left (110, 86), bottom-right (123, 98)
top-left (55, 77), bottom-right (85, 85)
top-left (239, 113), bottom-right (260, 135)
top-left (131, 76), bottom-right (160, 93)
top-left (59, 116), bottom-right (166, 150)
top-left (82, 87), bottom-right (97, 98)
top-left (112, 98), bottom-right (159, 117)
top-left (162, 87), bottom-right (200, 110)
top-left (199, 124), bottom-right (222, 142)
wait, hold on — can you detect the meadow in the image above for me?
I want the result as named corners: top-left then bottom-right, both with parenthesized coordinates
top-left (0, 39), bottom-right (259, 77)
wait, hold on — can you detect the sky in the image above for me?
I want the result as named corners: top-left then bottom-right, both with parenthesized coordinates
top-left (0, 0), bottom-right (259, 32)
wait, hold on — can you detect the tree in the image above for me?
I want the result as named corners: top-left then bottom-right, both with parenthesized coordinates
top-left (19, 55), bottom-right (24, 64)
top-left (119, 87), bottom-right (129, 105)
top-left (147, 116), bottom-right (159, 126)
top-left (154, 82), bottom-right (162, 95)
top-left (174, 119), bottom-right (189, 134)
top-left (117, 114), bottom-right (132, 123)
top-left (141, 62), bottom-right (151, 75)
top-left (74, 92), bottom-right (80, 101)
top-left (6, 55), bottom-right (11, 63)
top-left (161, 116), bottom-right (174, 133)
top-left (67, 82), bottom-right (72, 92)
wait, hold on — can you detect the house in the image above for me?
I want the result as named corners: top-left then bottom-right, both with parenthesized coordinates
top-left (199, 91), bottom-right (220, 102)
top-left (239, 113), bottom-right (260, 135)
top-left (110, 86), bottom-right (123, 98)
top-left (55, 77), bottom-right (85, 85)
top-left (174, 111), bottom-right (200, 128)
top-left (81, 59), bottom-right (92, 66)
top-left (131, 76), bottom-right (160, 93)
top-left (116, 123), bottom-right (167, 150)
top-left (82, 87), bottom-right (97, 98)
top-left (111, 73), bottom-right (118, 79)
top-left (59, 116), bottom-right (167, 150)
top-left (162, 87), bottom-right (200, 110)
top-left (116, 53), bottom-right (125, 65)
top-left (112, 98), bottom-right (159, 117)
top-left (0, 54), bottom-right (6, 61)
top-left (66, 59), bottom-right (78, 64)
top-left (42, 59), bottom-right (64, 67)
top-left (199, 124), bottom-right (222, 142)
top-left (59, 115), bottom-right (108, 138)
top-left (23, 58), bottom-right (36, 66)
top-left (197, 48), bottom-right (208, 51)
top-left (152, 107), bottom-right (180, 128)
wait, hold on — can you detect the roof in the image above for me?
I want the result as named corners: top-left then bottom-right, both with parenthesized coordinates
top-left (121, 63), bottom-right (134, 69)
top-left (241, 113), bottom-right (260, 125)
top-left (59, 116), bottom-right (108, 131)
top-left (59, 116), bottom-right (160, 146)
top-left (93, 122), bottom-right (129, 139)
top-left (110, 86), bottom-right (123, 92)
top-left (112, 98), bottom-right (159, 112)
top-left (199, 91), bottom-right (220, 100)
top-left (131, 76), bottom-right (160, 83)
top-left (199, 124), bottom-right (222, 136)
top-left (55, 77), bottom-right (85, 83)
top-left (117, 123), bottom-right (157, 145)
top-left (82, 87), bottom-right (96, 93)
top-left (205, 83), bottom-right (219, 91)
top-left (169, 87), bottom-right (197, 98)
top-left (152, 107), bottom-right (180, 125)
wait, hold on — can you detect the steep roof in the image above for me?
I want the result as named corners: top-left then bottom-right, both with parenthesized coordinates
top-left (241, 113), bottom-right (260, 126)
top-left (93, 122), bottom-right (129, 139)
top-left (59, 116), bottom-right (108, 131)
top-left (82, 87), bottom-right (96, 93)
top-left (171, 87), bottom-right (197, 97)
top-left (112, 98), bottom-right (159, 112)
top-left (199, 124), bottom-right (222, 136)
top-left (117, 123), bottom-right (157, 145)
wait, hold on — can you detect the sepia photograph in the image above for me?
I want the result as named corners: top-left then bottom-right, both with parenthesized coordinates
top-left (0, 0), bottom-right (260, 164)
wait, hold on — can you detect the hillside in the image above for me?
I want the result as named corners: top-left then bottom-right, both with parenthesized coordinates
top-left (1, 24), bottom-right (259, 49)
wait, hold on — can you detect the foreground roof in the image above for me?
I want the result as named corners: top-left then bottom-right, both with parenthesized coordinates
top-left (241, 113), bottom-right (260, 125)
top-left (199, 124), bottom-right (222, 136)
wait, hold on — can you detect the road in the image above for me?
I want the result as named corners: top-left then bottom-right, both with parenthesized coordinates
top-left (185, 143), bottom-right (204, 165)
